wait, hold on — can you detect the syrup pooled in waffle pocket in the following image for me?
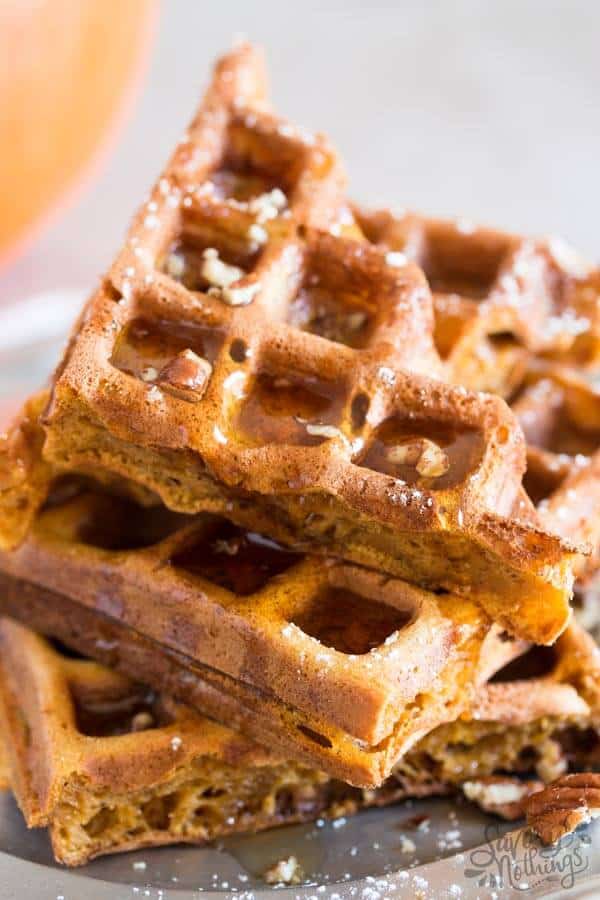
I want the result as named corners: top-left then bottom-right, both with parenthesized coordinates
top-left (0, 45), bottom-right (581, 647)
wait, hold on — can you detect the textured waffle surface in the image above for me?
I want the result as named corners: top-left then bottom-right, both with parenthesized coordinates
top-left (354, 206), bottom-right (600, 396)
top-left (0, 620), bottom-right (504, 866)
top-left (512, 363), bottom-right (600, 582)
top-left (0, 489), bottom-right (497, 787)
top-left (0, 46), bottom-right (579, 644)
top-left (0, 619), bottom-right (385, 866)
top-left (351, 205), bottom-right (600, 618)
top-left (1, 616), bottom-right (599, 865)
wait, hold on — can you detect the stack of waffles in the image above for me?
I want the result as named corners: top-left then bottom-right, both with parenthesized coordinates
top-left (0, 43), bottom-right (599, 867)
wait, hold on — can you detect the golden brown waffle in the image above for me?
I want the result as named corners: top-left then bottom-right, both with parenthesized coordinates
top-left (512, 363), bottom-right (600, 580)
top-left (348, 210), bottom-right (600, 628)
top-left (0, 620), bottom-right (529, 868)
top-left (0, 48), bottom-right (579, 644)
top-left (0, 619), bottom-right (449, 866)
top-left (418, 621), bottom-right (600, 787)
top-left (0, 489), bottom-right (499, 788)
top-left (1, 514), bottom-right (598, 792)
top-left (2, 617), bottom-right (599, 867)
top-left (399, 624), bottom-right (600, 822)
top-left (354, 206), bottom-right (600, 396)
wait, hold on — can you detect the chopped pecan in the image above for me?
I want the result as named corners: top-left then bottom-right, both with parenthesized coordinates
top-left (415, 439), bottom-right (450, 478)
top-left (387, 438), bottom-right (450, 477)
top-left (157, 349), bottom-right (212, 401)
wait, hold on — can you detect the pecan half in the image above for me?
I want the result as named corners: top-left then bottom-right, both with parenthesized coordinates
top-left (526, 772), bottom-right (600, 844)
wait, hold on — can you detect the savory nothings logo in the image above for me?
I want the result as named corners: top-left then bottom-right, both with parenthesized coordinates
top-left (464, 823), bottom-right (591, 892)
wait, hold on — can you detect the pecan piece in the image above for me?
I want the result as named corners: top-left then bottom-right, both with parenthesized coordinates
top-left (526, 772), bottom-right (600, 844)
top-left (157, 349), bottom-right (212, 402)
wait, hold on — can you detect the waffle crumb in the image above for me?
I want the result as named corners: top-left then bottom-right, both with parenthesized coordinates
top-left (263, 855), bottom-right (303, 885)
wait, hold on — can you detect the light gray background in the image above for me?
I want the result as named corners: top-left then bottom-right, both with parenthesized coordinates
top-left (1, 0), bottom-right (599, 307)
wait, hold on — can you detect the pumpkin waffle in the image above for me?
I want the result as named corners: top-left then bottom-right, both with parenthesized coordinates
top-left (0, 487), bottom-right (503, 788)
top-left (0, 619), bottom-right (451, 867)
top-left (512, 362), bottom-right (600, 574)
top-left (1, 620), bottom-right (599, 867)
top-left (353, 206), bottom-right (600, 396)
top-left (0, 495), bottom-right (595, 791)
top-left (400, 620), bottom-right (600, 821)
top-left (507, 360), bottom-right (600, 635)
top-left (1, 48), bottom-right (579, 644)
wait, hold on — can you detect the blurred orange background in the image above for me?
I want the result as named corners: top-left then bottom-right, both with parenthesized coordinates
top-left (0, 0), bottom-right (157, 267)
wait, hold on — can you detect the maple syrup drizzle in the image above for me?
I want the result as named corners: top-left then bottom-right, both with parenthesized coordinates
top-left (293, 587), bottom-right (412, 655)
top-left (287, 285), bottom-right (374, 349)
top-left (360, 417), bottom-right (483, 489)
top-left (111, 317), bottom-right (224, 382)
top-left (171, 520), bottom-right (300, 595)
top-left (238, 371), bottom-right (345, 447)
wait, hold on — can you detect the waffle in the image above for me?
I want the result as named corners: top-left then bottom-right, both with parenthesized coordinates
top-left (420, 621), bottom-right (600, 785)
top-left (0, 619), bottom-right (453, 866)
top-left (1, 48), bottom-right (580, 645)
top-left (512, 363), bottom-right (600, 580)
top-left (352, 208), bottom-right (600, 624)
top-left (1, 503), bottom-right (598, 790)
top-left (0, 392), bottom-right (54, 550)
top-left (0, 488), bottom-right (502, 788)
top-left (353, 206), bottom-right (600, 396)
top-left (1, 618), bottom-right (599, 867)
top-left (396, 622), bottom-right (600, 822)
